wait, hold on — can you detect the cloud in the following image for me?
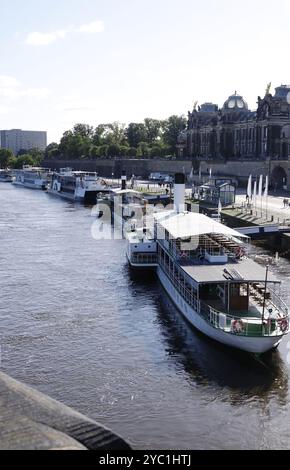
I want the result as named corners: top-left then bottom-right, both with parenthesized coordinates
top-left (0, 75), bottom-right (50, 99)
top-left (77, 21), bottom-right (105, 34)
top-left (0, 75), bottom-right (20, 88)
top-left (26, 21), bottom-right (104, 46)
top-left (26, 30), bottom-right (69, 46)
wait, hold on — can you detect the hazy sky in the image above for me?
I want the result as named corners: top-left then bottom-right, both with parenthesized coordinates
top-left (0, 0), bottom-right (289, 143)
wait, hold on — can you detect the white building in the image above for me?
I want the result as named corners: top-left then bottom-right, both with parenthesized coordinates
top-left (0, 129), bottom-right (47, 155)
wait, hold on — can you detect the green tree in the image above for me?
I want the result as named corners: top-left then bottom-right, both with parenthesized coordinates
top-left (150, 144), bottom-right (163, 158)
top-left (99, 145), bottom-right (109, 157)
top-left (11, 155), bottom-right (36, 169)
top-left (162, 115), bottom-right (187, 154)
top-left (45, 143), bottom-right (60, 159)
top-left (120, 146), bottom-right (130, 156)
top-left (73, 123), bottom-right (94, 139)
top-left (107, 143), bottom-right (121, 157)
top-left (59, 130), bottom-right (90, 159)
top-left (144, 118), bottom-right (161, 144)
top-left (89, 146), bottom-right (101, 159)
top-left (0, 148), bottom-right (14, 168)
top-left (125, 123), bottom-right (147, 148)
top-left (93, 125), bottom-right (106, 146)
top-left (127, 147), bottom-right (137, 157)
top-left (137, 142), bottom-right (150, 158)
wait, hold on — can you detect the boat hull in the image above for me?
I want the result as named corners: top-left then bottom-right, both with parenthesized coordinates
top-left (12, 181), bottom-right (46, 190)
top-left (47, 189), bottom-right (104, 203)
top-left (157, 267), bottom-right (283, 354)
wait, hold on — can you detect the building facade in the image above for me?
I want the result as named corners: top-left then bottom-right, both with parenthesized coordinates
top-left (177, 85), bottom-right (290, 161)
top-left (0, 129), bottom-right (47, 155)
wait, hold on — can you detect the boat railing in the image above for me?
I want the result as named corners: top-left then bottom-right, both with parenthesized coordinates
top-left (159, 258), bottom-right (200, 312)
top-left (200, 302), bottom-right (289, 337)
top-left (131, 253), bottom-right (158, 265)
top-left (268, 288), bottom-right (289, 318)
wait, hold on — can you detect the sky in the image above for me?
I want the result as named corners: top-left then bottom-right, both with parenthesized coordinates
top-left (0, 0), bottom-right (290, 143)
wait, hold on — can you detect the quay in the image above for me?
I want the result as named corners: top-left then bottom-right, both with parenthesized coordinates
top-left (0, 372), bottom-right (130, 450)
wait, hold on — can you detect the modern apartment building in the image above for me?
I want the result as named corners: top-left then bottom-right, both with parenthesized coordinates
top-left (0, 129), bottom-right (47, 155)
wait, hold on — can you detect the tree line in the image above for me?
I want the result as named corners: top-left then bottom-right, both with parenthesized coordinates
top-left (0, 115), bottom-right (187, 168)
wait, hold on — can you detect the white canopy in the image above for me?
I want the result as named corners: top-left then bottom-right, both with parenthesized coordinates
top-left (154, 211), bottom-right (248, 240)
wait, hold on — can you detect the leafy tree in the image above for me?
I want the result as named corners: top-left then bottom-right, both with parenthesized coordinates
top-left (107, 143), bottom-right (121, 157)
top-left (0, 148), bottom-right (14, 168)
top-left (120, 146), bottom-right (130, 156)
top-left (137, 142), bottom-right (150, 158)
top-left (150, 145), bottom-right (163, 158)
top-left (45, 142), bottom-right (60, 159)
top-left (93, 125), bottom-right (106, 146)
top-left (73, 123), bottom-right (94, 139)
top-left (59, 130), bottom-right (90, 159)
top-left (127, 147), bottom-right (137, 157)
top-left (125, 123), bottom-right (147, 148)
top-left (144, 118), bottom-right (161, 144)
top-left (162, 115), bottom-right (187, 154)
top-left (99, 145), bottom-right (109, 157)
top-left (11, 154), bottom-right (36, 169)
top-left (106, 122), bottom-right (126, 145)
top-left (89, 146), bottom-right (101, 159)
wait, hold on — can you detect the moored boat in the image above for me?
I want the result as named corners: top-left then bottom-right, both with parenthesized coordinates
top-left (12, 166), bottom-right (50, 190)
top-left (48, 168), bottom-right (110, 203)
top-left (0, 169), bottom-right (13, 183)
top-left (126, 174), bottom-right (289, 354)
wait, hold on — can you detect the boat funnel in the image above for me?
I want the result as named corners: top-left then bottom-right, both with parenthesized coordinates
top-left (121, 171), bottom-right (127, 191)
top-left (174, 173), bottom-right (185, 213)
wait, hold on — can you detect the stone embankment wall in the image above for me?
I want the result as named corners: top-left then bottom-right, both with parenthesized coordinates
top-left (43, 157), bottom-right (290, 189)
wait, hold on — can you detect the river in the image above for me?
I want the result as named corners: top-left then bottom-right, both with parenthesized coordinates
top-left (1, 183), bottom-right (290, 450)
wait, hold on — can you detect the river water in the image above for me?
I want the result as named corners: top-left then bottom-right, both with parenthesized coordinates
top-left (1, 183), bottom-right (290, 450)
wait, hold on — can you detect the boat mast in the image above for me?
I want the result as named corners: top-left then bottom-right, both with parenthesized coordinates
top-left (262, 265), bottom-right (269, 324)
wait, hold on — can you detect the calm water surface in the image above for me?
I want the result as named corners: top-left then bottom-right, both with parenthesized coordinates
top-left (1, 183), bottom-right (290, 450)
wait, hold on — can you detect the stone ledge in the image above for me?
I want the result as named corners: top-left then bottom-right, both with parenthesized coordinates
top-left (0, 372), bottom-right (131, 450)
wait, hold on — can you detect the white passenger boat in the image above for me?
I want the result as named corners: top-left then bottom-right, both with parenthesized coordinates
top-left (48, 168), bottom-right (110, 203)
top-left (13, 166), bottom-right (50, 190)
top-left (0, 170), bottom-right (13, 183)
top-left (126, 174), bottom-right (289, 354)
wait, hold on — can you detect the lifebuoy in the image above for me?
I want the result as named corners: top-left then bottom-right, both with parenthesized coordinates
top-left (232, 319), bottom-right (244, 334)
top-left (278, 318), bottom-right (289, 333)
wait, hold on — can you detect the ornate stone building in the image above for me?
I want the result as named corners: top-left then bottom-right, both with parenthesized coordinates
top-left (177, 85), bottom-right (290, 161)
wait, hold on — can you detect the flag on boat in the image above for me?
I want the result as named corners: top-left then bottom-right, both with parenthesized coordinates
top-left (247, 174), bottom-right (252, 199)
top-left (258, 175), bottom-right (263, 198)
top-left (264, 175), bottom-right (269, 199)
top-left (253, 180), bottom-right (257, 207)
top-left (189, 167), bottom-right (194, 182)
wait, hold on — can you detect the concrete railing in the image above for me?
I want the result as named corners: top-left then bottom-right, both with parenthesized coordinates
top-left (0, 372), bottom-right (131, 450)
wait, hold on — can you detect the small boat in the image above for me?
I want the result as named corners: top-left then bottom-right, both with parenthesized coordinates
top-left (0, 170), bottom-right (13, 183)
top-left (48, 168), bottom-right (111, 203)
top-left (12, 166), bottom-right (50, 190)
top-left (126, 174), bottom-right (289, 354)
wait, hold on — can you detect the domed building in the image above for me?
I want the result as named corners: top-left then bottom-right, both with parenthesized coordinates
top-left (223, 93), bottom-right (249, 112)
top-left (177, 86), bottom-right (290, 161)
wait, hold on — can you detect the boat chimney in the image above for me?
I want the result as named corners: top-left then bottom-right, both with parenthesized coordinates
top-left (121, 171), bottom-right (127, 191)
top-left (174, 173), bottom-right (185, 213)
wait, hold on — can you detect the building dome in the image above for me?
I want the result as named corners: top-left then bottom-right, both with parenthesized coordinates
top-left (223, 92), bottom-right (248, 112)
